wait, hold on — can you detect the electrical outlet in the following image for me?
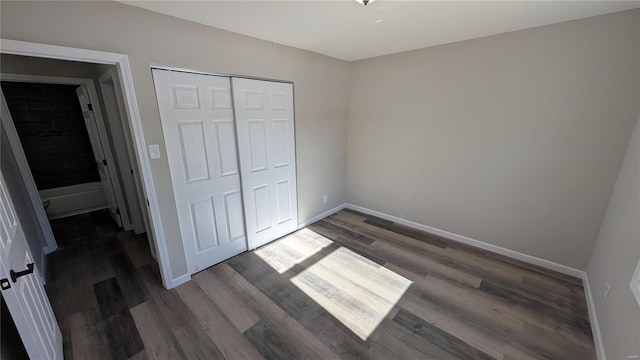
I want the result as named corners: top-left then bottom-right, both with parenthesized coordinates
top-left (322, 195), bottom-right (328, 204)
top-left (602, 283), bottom-right (610, 304)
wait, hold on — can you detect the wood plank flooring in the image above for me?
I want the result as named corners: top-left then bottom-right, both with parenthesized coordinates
top-left (46, 209), bottom-right (596, 359)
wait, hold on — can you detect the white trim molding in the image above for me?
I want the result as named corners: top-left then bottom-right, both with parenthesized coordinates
top-left (345, 203), bottom-right (584, 277)
top-left (0, 39), bottom-right (183, 289)
top-left (170, 272), bottom-right (191, 289)
top-left (582, 272), bottom-right (607, 360)
top-left (298, 203), bottom-right (347, 229)
top-left (631, 257), bottom-right (640, 308)
top-left (99, 69), bottom-right (147, 235)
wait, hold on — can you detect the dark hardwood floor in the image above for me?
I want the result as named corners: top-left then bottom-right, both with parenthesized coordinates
top-left (46, 209), bottom-right (596, 360)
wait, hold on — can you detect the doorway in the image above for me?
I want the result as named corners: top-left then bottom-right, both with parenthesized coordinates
top-left (0, 53), bottom-right (155, 359)
top-left (1, 71), bottom-right (144, 232)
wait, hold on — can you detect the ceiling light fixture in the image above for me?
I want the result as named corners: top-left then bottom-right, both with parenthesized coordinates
top-left (356, 0), bottom-right (375, 6)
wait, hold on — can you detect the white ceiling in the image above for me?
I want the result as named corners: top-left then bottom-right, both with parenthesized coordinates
top-left (120, 1), bottom-right (640, 61)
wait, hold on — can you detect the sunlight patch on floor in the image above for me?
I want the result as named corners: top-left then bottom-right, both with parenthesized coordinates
top-left (290, 246), bottom-right (412, 340)
top-left (254, 228), bottom-right (333, 273)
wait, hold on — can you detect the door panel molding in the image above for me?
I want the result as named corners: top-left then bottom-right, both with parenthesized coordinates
top-left (152, 69), bottom-right (248, 274)
top-left (232, 78), bottom-right (298, 250)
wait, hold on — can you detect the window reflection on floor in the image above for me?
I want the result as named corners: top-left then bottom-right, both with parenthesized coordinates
top-left (255, 228), bottom-right (412, 340)
top-left (254, 228), bottom-right (334, 273)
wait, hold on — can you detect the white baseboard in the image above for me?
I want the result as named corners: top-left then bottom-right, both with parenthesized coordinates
top-left (298, 203), bottom-right (347, 228)
top-left (345, 203), bottom-right (584, 278)
top-left (344, 203), bottom-right (608, 358)
top-left (46, 205), bottom-right (110, 220)
top-left (344, 203), bottom-right (606, 359)
top-left (582, 273), bottom-right (607, 360)
top-left (167, 203), bottom-right (347, 289)
top-left (168, 272), bottom-right (191, 289)
top-left (149, 245), bottom-right (159, 262)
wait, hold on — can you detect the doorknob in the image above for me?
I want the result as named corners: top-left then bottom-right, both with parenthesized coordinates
top-left (10, 263), bottom-right (34, 283)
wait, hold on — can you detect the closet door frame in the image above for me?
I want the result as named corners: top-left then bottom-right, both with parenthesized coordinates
top-left (151, 65), bottom-right (295, 88)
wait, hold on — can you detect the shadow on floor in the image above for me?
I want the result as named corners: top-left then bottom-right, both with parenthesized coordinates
top-left (46, 209), bottom-right (156, 360)
top-left (1, 296), bottom-right (29, 360)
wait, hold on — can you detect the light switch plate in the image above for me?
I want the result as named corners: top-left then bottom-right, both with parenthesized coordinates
top-left (148, 144), bottom-right (161, 159)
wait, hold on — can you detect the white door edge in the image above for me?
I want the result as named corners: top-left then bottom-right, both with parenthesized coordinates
top-left (99, 69), bottom-right (149, 235)
top-left (0, 88), bottom-right (57, 255)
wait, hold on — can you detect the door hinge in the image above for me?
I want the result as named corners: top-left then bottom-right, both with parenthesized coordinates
top-left (115, 208), bottom-right (121, 215)
top-left (130, 169), bottom-right (134, 175)
top-left (102, 159), bottom-right (107, 166)
top-left (87, 103), bottom-right (93, 111)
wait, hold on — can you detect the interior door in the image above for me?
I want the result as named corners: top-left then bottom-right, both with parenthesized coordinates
top-left (76, 85), bottom-right (122, 227)
top-left (232, 78), bottom-right (298, 249)
top-left (99, 71), bottom-right (146, 234)
top-left (0, 170), bottom-right (63, 359)
top-left (152, 69), bottom-right (247, 273)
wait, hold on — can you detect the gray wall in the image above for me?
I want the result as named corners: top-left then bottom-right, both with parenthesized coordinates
top-left (347, 10), bottom-right (640, 269)
top-left (586, 114), bottom-right (640, 359)
top-left (1, 54), bottom-right (101, 79)
top-left (1, 2), bottom-right (637, 285)
top-left (1, 1), bottom-right (350, 281)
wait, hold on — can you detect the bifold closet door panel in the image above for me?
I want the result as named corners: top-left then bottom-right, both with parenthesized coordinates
top-left (232, 78), bottom-right (298, 250)
top-left (152, 69), bottom-right (247, 274)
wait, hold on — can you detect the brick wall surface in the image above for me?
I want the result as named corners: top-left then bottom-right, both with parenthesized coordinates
top-left (1, 82), bottom-right (100, 190)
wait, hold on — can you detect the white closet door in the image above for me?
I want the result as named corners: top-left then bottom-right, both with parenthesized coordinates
top-left (152, 69), bottom-right (247, 273)
top-left (232, 78), bottom-right (298, 250)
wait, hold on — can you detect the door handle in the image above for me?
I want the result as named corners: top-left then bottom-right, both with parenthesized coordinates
top-left (10, 263), bottom-right (34, 283)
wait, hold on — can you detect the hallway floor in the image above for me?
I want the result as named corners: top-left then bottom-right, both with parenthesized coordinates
top-left (46, 210), bottom-right (155, 360)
